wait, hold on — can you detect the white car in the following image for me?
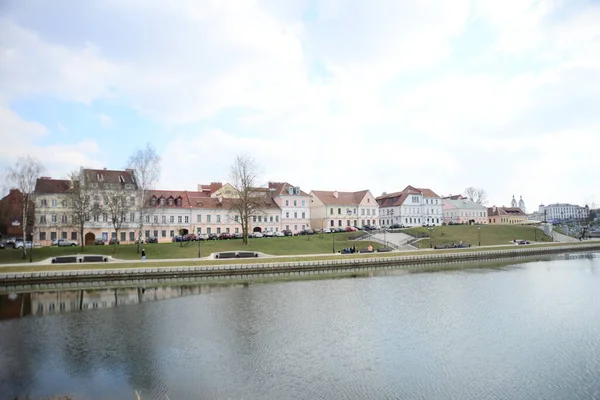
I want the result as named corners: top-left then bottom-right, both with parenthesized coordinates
top-left (322, 228), bottom-right (332, 234)
top-left (263, 231), bottom-right (274, 237)
top-left (252, 232), bottom-right (264, 238)
top-left (56, 239), bottom-right (78, 247)
top-left (14, 241), bottom-right (40, 249)
top-left (273, 231), bottom-right (285, 237)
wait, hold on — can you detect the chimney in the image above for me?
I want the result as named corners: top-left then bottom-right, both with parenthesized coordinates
top-left (103, 167), bottom-right (107, 170)
top-left (40, 177), bottom-right (51, 180)
top-left (333, 191), bottom-right (339, 199)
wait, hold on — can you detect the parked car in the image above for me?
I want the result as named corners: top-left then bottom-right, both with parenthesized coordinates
top-left (183, 234), bottom-right (197, 241)
top-left (0, 243), bottom-right (5, 250)
top-left (218, 232), bottom-right (233, 240)
top-left (345, 226), bottom-right (357, 232)
top-left (197, 233), bottom-right (209, 241)
top-left (207, 233), bottom-right (219, 240)
top-left (14, 241), bottom-right (38, 249)
top-left (251, 232), bottom-right (264, 238)
top-left (322, 228), bottom-right (332, 234)
top-left (109, 238), bottom-right (120, 245)
top-left (273, 231), bottom-right (285, 237)
top-left (94, 238), bottom-right (105, 245)
top-left (263, 231), bottom-right (274, 237)
top-left (56, 239), bottom-right (77, 247)
top-left (146, 237), bottom-right (158, 244)
top-left (233, 232), bottom-right (243, 239)
top-left (172, 236), bottom-right (184, 242)
top-left (282, 229), bottom-right (293, 236)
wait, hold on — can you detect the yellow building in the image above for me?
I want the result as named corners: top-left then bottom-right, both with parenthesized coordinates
top-left (487, 206), bottom-right (528, 225)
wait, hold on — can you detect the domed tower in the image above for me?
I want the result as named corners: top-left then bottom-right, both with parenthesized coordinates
top-left (511, 195), bottom-right (517, 208)
top-left (518, 195), bottom-right (526, 213)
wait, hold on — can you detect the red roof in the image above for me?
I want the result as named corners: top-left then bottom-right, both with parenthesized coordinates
top-left (268, 182), bottom-right (310, 196)
top-left (35, 178), bottom-right (71, 194)
top-left (148, 190), bottom-right (280, 210)
top-left (311, 190), bottom-right (370, 206)
top-left (376, 185), bottom-right (441, 207)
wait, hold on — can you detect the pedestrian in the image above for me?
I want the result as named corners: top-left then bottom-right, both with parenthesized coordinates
top-left (141, 248), bottom-right (146, 261)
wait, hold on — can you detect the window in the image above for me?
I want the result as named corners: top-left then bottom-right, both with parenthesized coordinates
top-left (41, 199), bottom-right (47, 207)
top-left (362, 209), bottom-right (365, 216)
top-left (235, 215), bottom-right (239, 222)
top-left (170, 215), bottom-right (175, 223)
top-left (93, 214), bottom-right (99, 222)
top-left (286, 200), bottom-right (289, 206)
top-left (160, 198), bottom-right (166, 206)
top-left (40, 215), bottom-right (46, 224)
top-left (276, 216), bottom-right (279, 222)
top-left (130, 197), bottom-right (135, 207)
top-left (178, 216), bottom-right (182, 223)
top-left (168, 198), bottom-right (173, 206)
top-left (294, 200), bottom-right (297, 206)
top-left (258, 216), bottom-right (262, 222)
top-left (162, 215), bottom-right (166, 223)
top-left (176, 198), bottom-right (182, 206)
top-left (62, 200), bottom-right (67, 207)
top-left (129, 232), bottom-right (135, 241)
top-left (120, 232), bottom-right (126, 242)
top-left (330, 208), bottom-right (333, 215)
top-left (103, 213), bottom-right (108, 222)
top-left (294, 212), bottom-right (298, 218)
top-left (61, 215), bottom-right (67, 224)
top-left (217, 227), bottom-right (221, 234)
top-left (153, 230), bottom-right (158, 238)
top-left (154, 216), bottom-right (158, 223)
top-left (132, 213), bottom-right (136, 222)
top-left (170, 230), bottom-right (175, 237)
top-left (196, 228), bottom-right (201, 234)
top-left (253, 216), bottom-right (257, 222)
top-left (302, 200), bottom-right (305, 207)
top-left (51, 215), bottom-right (57, 223)
top-left (50, 232), bottom-right (57, 240)
top-left (145, 230), bottom-right (150, 238)
top-left (270, 216), bottom-right (273, 222)
top-left (330, 220), bottom-right (334, 227)
top-left (51, 199), bottom-right (57, 207)
top-left (286, 212), bottom-right (289, 218)
top-left (184, 216), bottom-right (189, 223)
top-left (235, 227), bottom-right (239, 233)
top-left (302, 212), bottom-right (305, 218)
top-left (207, 228), bottom-right (211, 234)
top-left (338, 220), bottom-right (342, 227)
top-left (71, 232), bottom-right (77, 241)
top-left (226, 228), bottom-right (230, 233)
top-left (40, 232), bottom-right (46, 240)
top-left (145, 215), bottom-right (150, 223)
top-left (197, 214), bottom-right (202, 222)
top-left (338, 208), bottom-right (341, 214)
top-left (216, 215), bottom-right (221, 223)
top-left (207, 215), bottom-right (211, 223)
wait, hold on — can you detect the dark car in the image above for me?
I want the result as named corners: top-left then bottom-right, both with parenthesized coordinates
top-left (146, 237), bottom-right (158, 244)
top-left (94, 238), bottom-right (105, 245)
top-left (172, 236), bottom-right (184, 242)
top-left (183, 234), bottom-right (197, 241)
top-left (109, 238), bottom-right (120, 245)
top-left (207, 233), bottom-right (219, 240)
top-left (219, 232), bottom-right (232, 240)
top-left (282, 229), bottom-right (293, 236)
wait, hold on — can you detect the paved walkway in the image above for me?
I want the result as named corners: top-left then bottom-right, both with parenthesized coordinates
top-left (551, 231), bottom-right (580, 243)
top-left (367, 231), bottom-right (416, 250)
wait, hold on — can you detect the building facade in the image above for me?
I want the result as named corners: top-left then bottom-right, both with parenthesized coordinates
top-left (487, 206), bottom-right (528, 225)
top-left (377, 185), bottom-right (443, 227)
top-left (309, 190), bottom-right (379, 230)
top-left (268, 182), bottom-right (312, 233)
top-left (538, 203), bottom-right (589, 223)
top-left (442, 195), bottom-right (488, 224)
top-left (0, 189), bottom-right (29, 239)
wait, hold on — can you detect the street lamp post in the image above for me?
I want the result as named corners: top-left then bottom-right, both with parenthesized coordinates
top-left (428, 227), bottom-right (433, 248)
top-left (478, 227), bottom-right (481, 246)
top-left (332, 229), bottom-right (336, 253)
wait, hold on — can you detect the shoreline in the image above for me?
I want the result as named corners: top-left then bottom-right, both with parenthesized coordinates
top-left (1, 242), bottom-right (599, 287)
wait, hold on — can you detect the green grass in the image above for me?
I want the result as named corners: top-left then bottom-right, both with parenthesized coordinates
top-left (0, 232), bottom-right (379, 264)
top-left (1, 240), bottom-right (598, 274)
top-left (403, 225), bottom-right (552, 248)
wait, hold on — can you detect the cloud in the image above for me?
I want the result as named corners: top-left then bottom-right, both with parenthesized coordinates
top-left (1, 0), bottom-right (600, 208)
top-left (96, 113), bottom-right (113, 129)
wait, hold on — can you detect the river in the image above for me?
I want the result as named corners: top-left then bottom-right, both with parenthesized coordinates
top-left (1, 254), bottom-right (600, 399)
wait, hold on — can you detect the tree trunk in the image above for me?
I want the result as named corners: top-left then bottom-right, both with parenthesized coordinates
top-left (21, 202), bottom-right (27, 259)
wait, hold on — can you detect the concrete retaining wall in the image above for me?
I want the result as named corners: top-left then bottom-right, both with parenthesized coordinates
top-left (1, 244), bottom-right (600, 286)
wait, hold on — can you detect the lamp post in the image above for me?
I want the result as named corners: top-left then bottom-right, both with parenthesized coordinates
top-left (428, 227), bottom-right (433, 248)
top-left (332, 229), bottom-right (336, 253)
top-left (478, 227), bottom-right (481, 246)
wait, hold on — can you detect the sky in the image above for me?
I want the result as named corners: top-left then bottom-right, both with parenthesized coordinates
top-left (1, 0), bottom-right (599, 211)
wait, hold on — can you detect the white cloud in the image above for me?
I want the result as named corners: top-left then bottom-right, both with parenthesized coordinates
top-left (1, 0), bottom-right (600, 208)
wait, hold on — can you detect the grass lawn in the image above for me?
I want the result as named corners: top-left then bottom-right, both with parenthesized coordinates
top-left (0, 232), bottom-right (380, 264)
top-left (403, 225), bottom-right (553, 248)
top-left (1, 240), bottom-right (598, 273)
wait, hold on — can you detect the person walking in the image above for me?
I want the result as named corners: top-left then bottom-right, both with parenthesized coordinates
top-left (141, 248), bottom-right (146, 261)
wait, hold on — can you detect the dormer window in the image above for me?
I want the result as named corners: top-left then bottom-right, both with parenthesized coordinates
top-left (150, 196), bottom-right (157, 206)
top-left (176, 197), bottom-right (182, 207)
top-left (119, 175), bottom-right (125, 183)
top-left (97, 173), bottom-right (104, 181)
top-left (160, 198), bottom-right (165, 206)
top-left (168, 198), bottom-right (173, 206)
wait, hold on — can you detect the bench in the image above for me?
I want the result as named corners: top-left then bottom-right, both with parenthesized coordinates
top-left (359, 249), bottom-right (375, 253)
top-left (236, 251), bottom-right (258, 258)
top-left (377, 248), bottom-right (393, 252)
top-left (52, 256), bottom-right (78, 264)
top-left (215, 252), bottom-right (237, 259)
top-left (82, 255), bottom-right (108, 263)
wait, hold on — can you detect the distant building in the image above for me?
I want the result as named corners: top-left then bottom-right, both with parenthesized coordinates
top-left (0, 189), bottom-right (30, 239)
top-left (487, 206), bottom-right (528, 225)
top-left (442, 195), bottom-right (488, 225)
top-left (538, 203), bottom-right (589, 223)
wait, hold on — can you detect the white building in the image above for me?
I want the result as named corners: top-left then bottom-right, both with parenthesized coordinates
top-left (377, 185), bottom-right (443, 227)
top-left (309, 189), bottom-right (379, 230)
top-left (442, 195), bottom-right (488, 224)
top-left (538, 203), bottom-right (589, 223)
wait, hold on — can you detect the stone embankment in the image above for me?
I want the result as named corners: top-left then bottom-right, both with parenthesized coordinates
top-left (1, 243), bottom-right (599, 286)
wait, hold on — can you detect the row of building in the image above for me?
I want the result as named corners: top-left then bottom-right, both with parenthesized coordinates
top-left (0, 167), bottom-right (591, 246)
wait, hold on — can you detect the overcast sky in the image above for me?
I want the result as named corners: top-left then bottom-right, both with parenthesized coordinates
top-left (1, 0), bottom-right (599, 210)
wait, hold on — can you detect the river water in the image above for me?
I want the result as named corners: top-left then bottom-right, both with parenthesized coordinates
top-left (1, 254), bottom-right (600, 399)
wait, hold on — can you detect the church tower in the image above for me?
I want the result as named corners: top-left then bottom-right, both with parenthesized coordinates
top-left (518, 195), bottom-right (526, 213)
top-left (511, 195), bottom-right (517, 208)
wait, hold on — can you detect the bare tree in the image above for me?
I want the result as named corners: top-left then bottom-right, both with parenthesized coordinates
top-left (104, 187), bottom-right (132, 245)
top-left (127, 143), bottom-right (161, 252)
top-left (463, 187), bottom-right (488, 205)
top-left (6, 156), bottom-right (44, 259)
top-left (229, 155), bottom-right (264, 245)
top-left (65, 169), bottom-right (98, 249)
